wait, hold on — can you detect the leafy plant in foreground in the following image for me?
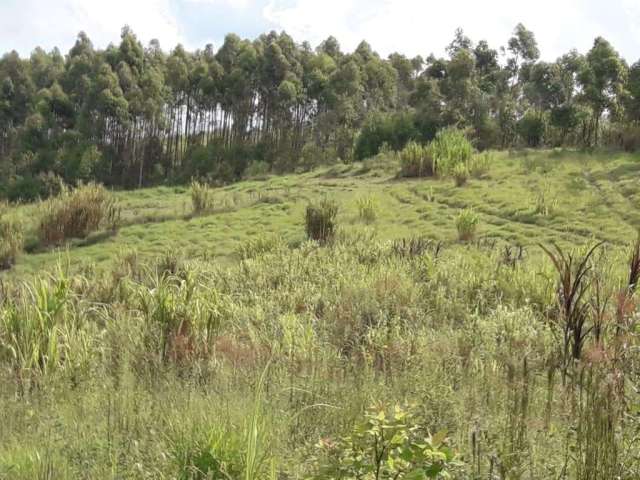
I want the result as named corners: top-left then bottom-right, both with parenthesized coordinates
top-left (540, 242), bottom-right (603, 373)
top-left (310, 404), bottom-right (455, 479)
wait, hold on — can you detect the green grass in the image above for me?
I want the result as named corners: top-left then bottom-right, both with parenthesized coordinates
top-left (3, 149), bottom-right (640, 278)
top-left (1, 149), bottom-right (640, 478)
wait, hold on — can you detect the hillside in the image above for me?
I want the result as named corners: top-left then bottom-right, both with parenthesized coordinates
top-left (5, 148), bottom-right (640, 277)
top-left (2, 150), bottom-right (640, 478)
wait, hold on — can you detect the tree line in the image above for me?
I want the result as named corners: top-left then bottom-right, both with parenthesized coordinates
top-left (1, 24), bottom-right (638, 198)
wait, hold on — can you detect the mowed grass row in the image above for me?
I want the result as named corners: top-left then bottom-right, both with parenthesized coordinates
top-left (3, 148), bottom-right (640, 277)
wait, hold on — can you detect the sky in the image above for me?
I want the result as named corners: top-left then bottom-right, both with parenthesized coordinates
top-left (1, 0), bottom-right (640, 62)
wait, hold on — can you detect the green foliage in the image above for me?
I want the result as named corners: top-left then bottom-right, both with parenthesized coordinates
top-left (244, 160), bottom-right (271, 179)
top-left (355, 112), bottom-right (420, 160)
top-left (310, 405), bottom-right (455, 479)
top-left (455, 208), bottom-right (479, 241)
top-left (38, 183), bottom-right (121, 246)
top-left (305, 198), bottom-right (339, 243)
top-left (517, 111), bottom-right (546, 147)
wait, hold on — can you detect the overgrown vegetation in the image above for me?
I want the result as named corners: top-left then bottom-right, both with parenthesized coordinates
top-left (0, 149), bottom-right (639, 478)
top-left (305, 198), bottom-right (339, 243)
top-left (38, 183), bottom-right (120, 246)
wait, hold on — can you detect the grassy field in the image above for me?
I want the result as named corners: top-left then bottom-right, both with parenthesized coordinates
top-left (4, 148), bottom-right (640, 277)
top-left (1, 149), bottom-right (640, 479)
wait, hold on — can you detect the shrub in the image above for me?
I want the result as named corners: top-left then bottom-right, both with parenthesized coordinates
top-left (190, 181), bottom-right (215, 214)
top-left (517, 111), bottom-right (546, 147)
top-left (0, 218), bottom-right (23, 270)
top-left (452, 163), bottom-right (469, 187)
top-left (399, 141), bottom-right (434, 177)
top-left (244, 160), bottom-right (271, 179)
top-left (305, 199), bottom-right (338, 243)
top-left (456, 208), bottom-right (479, 242)
top-left (39, 183), bottom-right (120, 246)
top-left (356, 195), bottom-right (378, 223)
top-left (310, 404), bottom-right (455, 479)
top-left (430, 127), bottom-right (473, 174)
top-left (355, 111), bottom-right (420, 160)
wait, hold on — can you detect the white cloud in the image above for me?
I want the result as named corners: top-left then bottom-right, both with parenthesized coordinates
top-left (185, 0), bottom-right (250, 9)
top-left (1, 0), bottom-right (184, 56)
top-left (263, 0), bottom-right (634, 61)
top-left (2, 0), bottom-right (640, 61)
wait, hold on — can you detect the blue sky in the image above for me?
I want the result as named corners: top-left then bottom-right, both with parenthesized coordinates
top-left (1, 0), bottom-right (640, 62)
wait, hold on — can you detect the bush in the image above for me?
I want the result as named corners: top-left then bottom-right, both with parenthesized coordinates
top-left (355, 111), bottom-right (420, 160)
top-left (456, 207), bottom-right (479, 242)
top-left (310, 404), bottom-right (455, 479)
top-left (399, 142), bottom-right (434, 177)
top-left (244, 160), bottom-right (271, 179)
top-left (190, 181), bottom-right (215, 214)
top-left (430, 127), bottom-right (473, 174)
top-left (39, 183), bottom-right (121, 246)
top-left (452, 163), bottom-right (469, 187)
top-left (356, 195), bottom-right (378, 223)
top-left (0, 218), bottom-right (23, 270)
top-left (305, 199), bottom-right (338, 243)
top-left (517, 111), bottom-right (546, 147)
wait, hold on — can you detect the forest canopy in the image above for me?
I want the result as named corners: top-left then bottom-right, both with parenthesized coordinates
top-left (1, 24), bottom-right (638, 198)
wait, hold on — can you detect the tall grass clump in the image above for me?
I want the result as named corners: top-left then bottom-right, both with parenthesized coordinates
top-left (0, 218), bottom-right (23, 271)
top-left (190, 180), bottom-right (216, 214)
top-left (456, 207), bottom-right (479, 241)
top-left (468, 151), bottom-right (493, 178)
top-left (39, 183), bottom-right (120, 246)
top-left (533, 184), bottom-right (558, 217)
top-left (0, 272), bottom-right (90, 388)
top-left (399, 141), bottom-right (434, 177)
top-left (430, 127), bottom-right (473, 175)
top-left (452, 163), bottom-right (469, 187)
top-left (356, 195), bottom-right (378, 223)
top-left (305, 198), bottom-right (338, 243)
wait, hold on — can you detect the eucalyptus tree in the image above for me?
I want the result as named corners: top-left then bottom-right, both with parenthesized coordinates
top-left (578, 37), bottom-right (627, 145)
